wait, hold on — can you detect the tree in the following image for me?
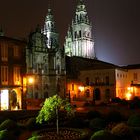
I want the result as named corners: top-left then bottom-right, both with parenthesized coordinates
top-left (36, 95), bottom-right (73, 134)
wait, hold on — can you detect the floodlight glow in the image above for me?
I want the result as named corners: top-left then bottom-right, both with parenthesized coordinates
top-left (78, 86), bottom-right (84, 92)
top-left (126, 92), bottom-right (132, 100)
top-left (1, 90), bottom-right (9, 110)
top-left (28, 77), bottom-right (34, 84)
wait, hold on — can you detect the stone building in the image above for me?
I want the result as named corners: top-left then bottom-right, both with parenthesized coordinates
top-left (26, 8), bottom-right (66, 108)
top-left (0, 36), bottom-right (26, 110)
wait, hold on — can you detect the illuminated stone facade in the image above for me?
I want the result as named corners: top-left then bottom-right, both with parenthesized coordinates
top-left (26, 8), bottom-right (66, 102)
top-left (64, 0), bottom-right (95, 59)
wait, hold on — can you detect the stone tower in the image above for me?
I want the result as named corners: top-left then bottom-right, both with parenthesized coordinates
top-left (26, 8), bottom-right (66, 99)
top-left (64, 0), bottom-right (95, 59)
top-left (42, 8), bottom-right (66, 97)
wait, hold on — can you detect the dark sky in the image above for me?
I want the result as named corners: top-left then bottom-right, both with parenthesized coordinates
top-left (0, 0), bottom-right (140, 66)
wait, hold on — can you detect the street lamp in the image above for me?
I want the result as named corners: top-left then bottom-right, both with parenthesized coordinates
top-left (28, 77), bottom-right (34, 85)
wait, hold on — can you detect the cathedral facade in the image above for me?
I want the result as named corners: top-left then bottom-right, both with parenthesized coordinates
top-left (26, 8), bottom-right (66, 105)
top-left (25, 0), bottom-right (97, 108)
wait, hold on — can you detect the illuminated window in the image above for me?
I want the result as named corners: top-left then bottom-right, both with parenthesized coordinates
top-left (0, 90), bottom-right (9, 110)
top-left (1, 66), bottom-right (8, 85)
top-left (14, 46), bottom-right (19, 57)
top-left (14, 67), bottom-right (20, 85)
top-left (1, 43), bottom-right (8, 61)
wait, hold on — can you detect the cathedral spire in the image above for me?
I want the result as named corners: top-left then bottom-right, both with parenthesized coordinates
top-left (74, 0), bottom-right (89, 24)
top-left (43, 4), bottom-right (59, 49)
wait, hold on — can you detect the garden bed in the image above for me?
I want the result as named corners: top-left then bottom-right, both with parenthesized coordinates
top-left (34, 128), bottom-right (90, 140)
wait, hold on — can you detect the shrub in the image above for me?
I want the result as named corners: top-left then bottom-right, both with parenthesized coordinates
top-left (129, 97), bottom-right (140, 109)
top-left (111, 123), bottom-right (133, 140)
top-left (111, 97), bottom-right (121, 103)
top-left (0, 130), bottom-right (8, 140)
top-left (0, 119), bottom-right (20, 137)
top-left (0, 119), bottom-right (17, 131)
top-left (86, 110), bottom-right (101, 120)
top-left (0, 130), bottom-right (17, 140)
top-left (90, 130), bottom-right (117, 140)
top-left (28, 132), bottom-right (39, 140)
top-left (25, 117), bottom-right (38, 130)
top-left (106, 110), bottom-right (123, 123)
top-left (127, 114), bottom-right (140, 127)
top-left (89, 118), bottom-right (106, 131)
top-left (127, 114), bottom-right (140, 136)
top-left (120, 99), bottom-right (128, 106)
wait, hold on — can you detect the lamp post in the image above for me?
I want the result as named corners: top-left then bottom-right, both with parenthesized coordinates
top-left (27, 76), bottom-right (34, 98)
top-left (22, 75), bottom-right (34, 109)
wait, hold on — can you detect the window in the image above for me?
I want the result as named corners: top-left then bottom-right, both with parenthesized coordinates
top-left (14, 67), bottom-right (20, 85)
top-left (134, 73), bottom-right (138, 81)
top-left (14, 46), bottom-right (19, 57)
top-left (105, 76), bottom-right (109, 85)
top-left (1, 66), bottom-right (8, 85)
top-left (1, 44), bottom-right (8, 61)
top-left (79, 30), bottom-right (81, 38)
top-left (74, 32), bottom-right (77, 39)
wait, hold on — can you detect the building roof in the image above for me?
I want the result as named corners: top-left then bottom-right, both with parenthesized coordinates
top-left (66, 56), bottom-right (119, 79)
top-left (122, 64), bottom-right (140, 69)
top-left (0, 36), bottom-right (27, 44)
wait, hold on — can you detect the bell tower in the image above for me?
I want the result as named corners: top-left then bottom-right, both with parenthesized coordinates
top-left (65, 0), bottom-right (95, 59)
top-left (42, 8), bottom-right (66, 97)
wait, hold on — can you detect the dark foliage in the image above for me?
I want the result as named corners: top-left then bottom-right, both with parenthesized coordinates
top-left (106, 110), bottom-right (123, 123)
top-left (89, 118), bottom-right (106, 131)
top-left (0, 130), bottom-right (17, 140)
top-left (90, 130), bottom-right (117, 140)
top-left (66, 116), bottom-right (87, 128)
top-left (129, 97), bottom-right (140, 109)
top-left (111, 123), bottom-right (134, 140)
top-left (111, 97), bottom-right (121, 103)
top-left (86, 110), bottom-right (101, 120)
top-left (127, 114), bottom-right (140, 127)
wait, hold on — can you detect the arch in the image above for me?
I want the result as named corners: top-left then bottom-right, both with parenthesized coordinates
top-left (9, 90), bottom-right (17, 110)
top-left (94, 88), bottom-right (101, 100)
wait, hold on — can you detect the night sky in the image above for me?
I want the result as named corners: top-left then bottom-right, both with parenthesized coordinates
top-left (0, 0), bottom-right (140, 66)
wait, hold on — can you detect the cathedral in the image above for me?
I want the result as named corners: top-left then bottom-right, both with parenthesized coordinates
top-left (24, 0), bottom-right (140, 108)
top-left (26, 8), bottom-right (66, 101)
top-left (26, 0), bottom-right (95, 102)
